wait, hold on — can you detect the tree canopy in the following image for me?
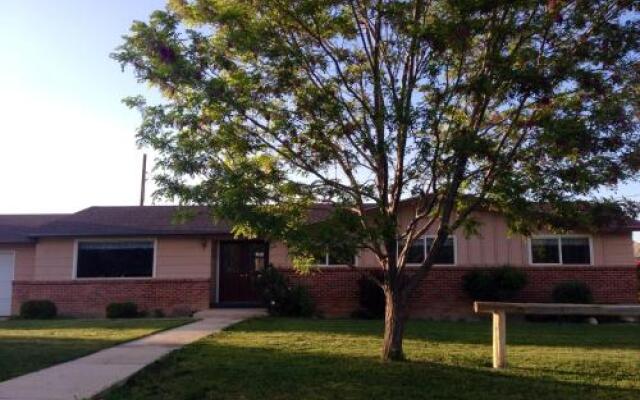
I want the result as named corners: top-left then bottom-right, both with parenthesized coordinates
top-left (115, 0), bottom-right (640, 258)
top-left (114, 0), bottom-right (640, 359)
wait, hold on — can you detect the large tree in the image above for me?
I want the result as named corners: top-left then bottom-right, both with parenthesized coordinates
top-left (114, 0), bottom-right (640, 361)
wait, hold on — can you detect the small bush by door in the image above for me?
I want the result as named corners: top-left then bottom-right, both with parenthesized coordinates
top-left (254, 264), bottom-right (316, 317)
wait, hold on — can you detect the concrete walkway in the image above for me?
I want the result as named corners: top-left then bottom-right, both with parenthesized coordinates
top-left (0, 308), bottom-right (266, 400)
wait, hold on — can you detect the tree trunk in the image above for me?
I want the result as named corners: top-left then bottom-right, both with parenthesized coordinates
top-left (382, 288), bottom-right (407, 361)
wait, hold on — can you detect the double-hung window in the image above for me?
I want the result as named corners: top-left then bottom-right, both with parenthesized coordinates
top-left (529, 236), bottom-right (591, 265)
top-left (405, 238), bottom-right (425, 264)
top-left (75, 240), bottom-right (155, 278)
top-left (314, 249), bottom-right (357, 266)
top-left (401, 236), bottom-right (455, 265)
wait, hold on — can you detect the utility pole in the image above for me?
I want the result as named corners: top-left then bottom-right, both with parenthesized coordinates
top-left (140, 153), bottom-right (147, 206)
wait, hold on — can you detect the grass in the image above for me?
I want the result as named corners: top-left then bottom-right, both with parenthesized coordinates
top-left (0, 318), bottom-right (191, 382)
top-left (102, 318), bottom-right (640, 400)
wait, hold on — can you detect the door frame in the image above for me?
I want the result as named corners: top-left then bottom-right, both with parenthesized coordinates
top-left (214, 240), bottom-right (268, 305)
top-left (0, 251), bottom-right (15, 317)
top-left (215, 240), bottom-right (220, 304)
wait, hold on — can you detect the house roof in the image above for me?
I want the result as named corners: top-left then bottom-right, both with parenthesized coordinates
top-left (29, 204), bottom-right (344, 238)
top-left (0, 202), bottom-right (638, 244)
top-left (0, 205), bottom-right (340, 243)
top-left (30, 206), bottom-right (232, 239)
top-left (0, 214), bottom-right (68, 243)
top-left (607, 218), bottom-right (640, 233)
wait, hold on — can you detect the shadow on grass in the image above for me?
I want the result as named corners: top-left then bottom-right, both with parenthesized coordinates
top-left (0, 319), bottom-right (192, 382)
top-left (102, 337), bottom-right (640, 400)
top-left (0, 318), bottom-right (191, 331)
top-left (229, 317), bottom-right (640, 350)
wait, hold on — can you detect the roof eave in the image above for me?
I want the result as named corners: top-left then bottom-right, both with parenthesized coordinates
top-left (28, 231), bottom-right (233, 239)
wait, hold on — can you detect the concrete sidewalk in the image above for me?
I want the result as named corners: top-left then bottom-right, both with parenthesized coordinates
top-left (0, 308), bottom-right (266, 400)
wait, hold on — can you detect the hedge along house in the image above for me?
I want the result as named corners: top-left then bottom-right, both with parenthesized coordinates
top-left (0, 203), bottom-right (638, 318)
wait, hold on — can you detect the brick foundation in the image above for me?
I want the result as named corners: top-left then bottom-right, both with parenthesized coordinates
top-left (12, 279), bottom-right (211, 317)
top-left (11, 267), bottom-right (638, 319)
top-left (283, 266), bottom-right (639, 319)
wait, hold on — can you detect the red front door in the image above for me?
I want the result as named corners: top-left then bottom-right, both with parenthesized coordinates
top-left (218, 241), bottom-right (268, 304)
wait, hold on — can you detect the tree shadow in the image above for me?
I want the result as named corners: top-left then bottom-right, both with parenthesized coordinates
top-left (102, 338), bottom-right (640, 400)
top-left (0, 318), bottom-right (190, 331)
top-left (229, 317), bottom-right (640, 350)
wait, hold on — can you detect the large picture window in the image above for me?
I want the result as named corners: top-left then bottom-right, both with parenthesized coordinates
top-left (76, 240), bottom-right (154, 278)
top-left (530, 236), bottom-right (591, 265)
top-left (400, 236), bottom-right (455, 265)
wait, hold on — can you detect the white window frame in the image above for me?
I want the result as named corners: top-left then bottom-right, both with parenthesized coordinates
top-left (401, 235), bottom-right (457, 267)
top-left (314, 250), bottom-right (359, 268)
top-left (73, 238), bottom-right (157, 279)
top-left (528, 235), bottom-right (593, 266)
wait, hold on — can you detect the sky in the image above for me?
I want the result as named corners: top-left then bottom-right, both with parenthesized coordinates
top-left (0, 1), bottom-right (166, 214)
top-left (1, 1), bottom-right (640, 222)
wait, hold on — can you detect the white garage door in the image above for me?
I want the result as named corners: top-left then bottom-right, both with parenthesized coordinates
top-left (0, 252), bottom-right (14, 316)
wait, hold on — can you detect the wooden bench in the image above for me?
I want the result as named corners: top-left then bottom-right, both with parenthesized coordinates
top-left (473, 301), bottom-right (640, 369)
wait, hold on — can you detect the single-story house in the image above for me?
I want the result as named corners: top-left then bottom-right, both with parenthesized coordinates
top-left (0, 203), bottom-right (638, 318)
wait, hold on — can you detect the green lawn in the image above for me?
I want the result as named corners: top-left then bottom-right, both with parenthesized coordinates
top-left (0, 318), bottom-right (191, 382)
top-left (102, 318), bottom-right (640, 400)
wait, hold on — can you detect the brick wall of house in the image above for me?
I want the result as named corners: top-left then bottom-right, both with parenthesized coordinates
top-left (12, 279), bottom-right (210, 317)
top-left (282, 266), bottom-right (639, 319)
top-left (11, 267), bottom-right (638, 319)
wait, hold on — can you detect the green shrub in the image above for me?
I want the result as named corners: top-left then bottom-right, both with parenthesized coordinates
top-left (463, 266), bottom-right (528, 301)
top-left (286, 285), bottom-right (316, 317)
top-left (351, 273), bottom-right (385, 319)
top-left (20, 300), bottom-right (57, 319)
top-left (152, 309), bottom-right (166, 318)
top-left (106, 302), bottom-right (139, 318)
top-left (552, 281), bottom-right (593, 304)
top-left (527, 281), bottom-right (596, 323)
top-left (255, 264), bottom-right (316, 317)
top-left (255, 264), bottom-right (289, 312)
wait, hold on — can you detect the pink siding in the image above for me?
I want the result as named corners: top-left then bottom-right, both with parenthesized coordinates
top-left (34, 239), bottom-right (74, 280)
top-left (156, 237), bottom-right (212, 279)
top-left (25, 208), bottom-right (629, 278)
top-left (0, 244), bottom-right (36, 280)
top-left (11, 237), bottom-right (214, 317)
top-left (28, 237), bottom-right (215, 280)
top-left (400, 211), bottom-right (531, 267)
top-left (454, 212), bottom-right (528, 266)
top-left (597, 234), bottom-right (635, 265)
top-left (269, 241), bottom-right (292, 267)
top-left (269, 209), bottom-right (635, 269)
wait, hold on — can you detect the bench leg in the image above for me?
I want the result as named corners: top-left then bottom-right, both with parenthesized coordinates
top-left (492, 311), bottom-right (507, 369)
